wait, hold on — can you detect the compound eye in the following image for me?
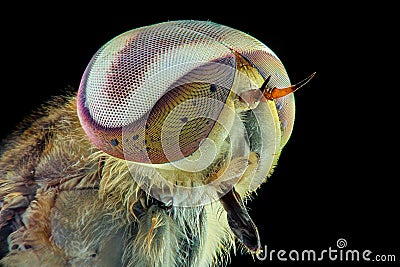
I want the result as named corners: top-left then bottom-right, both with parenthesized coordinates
top-left (76, 23), bottom-right (237, 164)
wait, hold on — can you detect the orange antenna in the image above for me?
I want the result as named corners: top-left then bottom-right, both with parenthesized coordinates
top-left (261, 72), bottom-right (316, 101)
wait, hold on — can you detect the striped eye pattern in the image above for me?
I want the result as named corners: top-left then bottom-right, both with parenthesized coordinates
top-left (77, 20), bottom-right (297, 165)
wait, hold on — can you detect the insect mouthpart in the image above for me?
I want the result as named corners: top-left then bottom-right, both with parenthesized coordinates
top-left (220, 187), bottom-right (261, 252)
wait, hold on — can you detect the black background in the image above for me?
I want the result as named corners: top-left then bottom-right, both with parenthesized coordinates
top-left (1, 3), bottom-right (398, 266)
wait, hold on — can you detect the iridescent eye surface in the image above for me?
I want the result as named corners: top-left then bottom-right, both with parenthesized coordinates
top-left (77, 20), bottom-right (295, 164)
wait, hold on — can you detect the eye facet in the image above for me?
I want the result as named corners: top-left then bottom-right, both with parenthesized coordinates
top-left (77, 20), bottom-right (297, 164)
